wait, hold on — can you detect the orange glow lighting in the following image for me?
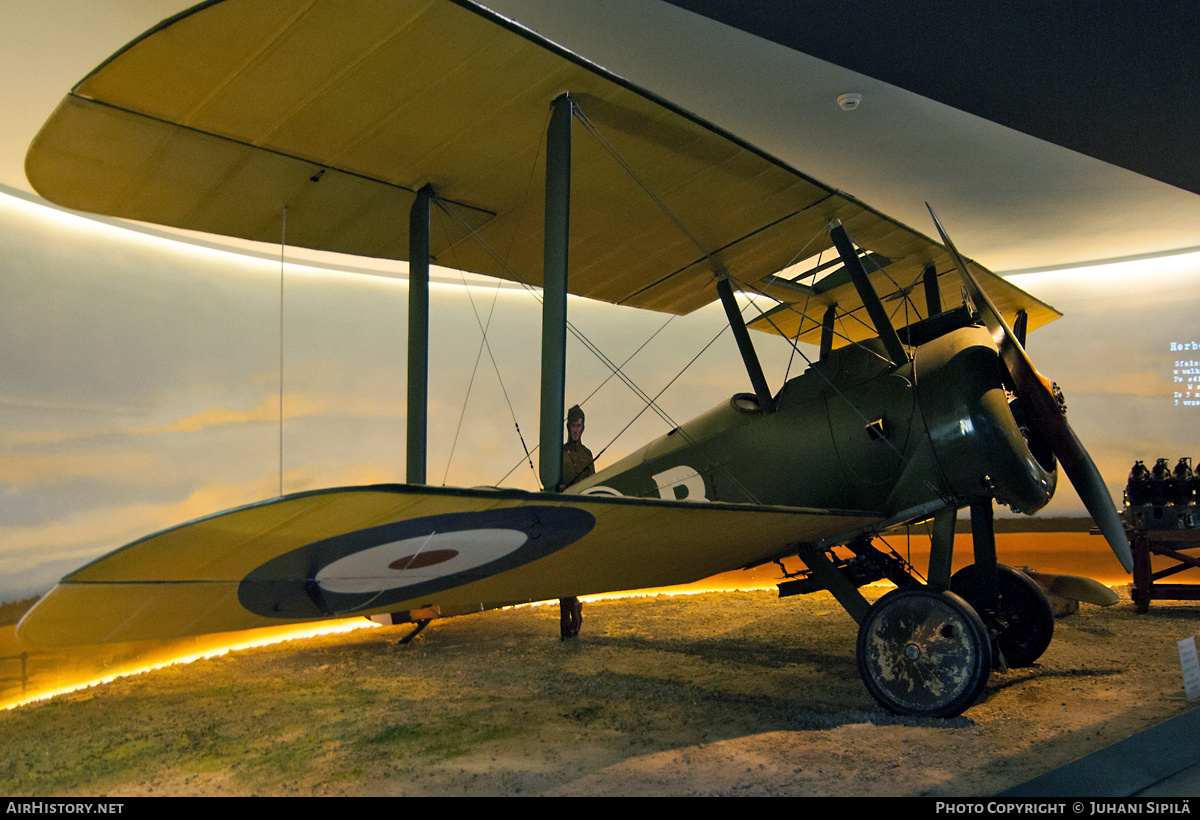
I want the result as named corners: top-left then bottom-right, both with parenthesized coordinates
top-left (3, 619), bottom-right (375, 711)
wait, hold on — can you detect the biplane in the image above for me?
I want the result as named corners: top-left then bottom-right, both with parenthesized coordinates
top-left (16, 0), bottom-right (1132, 718)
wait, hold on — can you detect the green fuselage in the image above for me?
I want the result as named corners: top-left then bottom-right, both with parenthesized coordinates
top-left (569, 325), bottom-right (1057, 530)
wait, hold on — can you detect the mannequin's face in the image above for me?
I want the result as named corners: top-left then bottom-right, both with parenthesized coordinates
top-left (568, 418), bottom-right (584, 443)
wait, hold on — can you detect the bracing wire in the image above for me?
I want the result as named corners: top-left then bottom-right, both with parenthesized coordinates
top-left (436, 190), bottom-right (761, 502)
top-left (433, 110), bottom-right (548, 487)
top-left (424, 95), bottom-right (950, 508)
top-left (493, 309), bottom-right (681, 482)
top-left (575, 99), bottom-right (901, 378)
top-left (575, 313), bottom-right (678, 410)
top-left (455, 270), bottom-right (538, 485)
top-left (729, 272), bottom-right (956, 507)
top-left (779, 245), bottom-right (824, 385)
top-left (591, 321), bottom-right (730, 463)
top-left (433, 99), bottom-right (880, 504)
top-left (431, 206), bottom-right (540, 488)
top-left (278, 205), bottom-right (286, 498)
top-left (439, 293), bottom-right (490, 487)
top-left (431, 193), bottom-right (685, 434)
top-left (426, 99), bottom-right (710, 455)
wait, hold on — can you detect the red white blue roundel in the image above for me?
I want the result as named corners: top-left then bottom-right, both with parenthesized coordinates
top-left (238, 506), bottom-right (595, 619)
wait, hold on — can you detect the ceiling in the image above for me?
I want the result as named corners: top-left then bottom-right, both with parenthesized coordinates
top-left (4, 0), bottom-right (1199, 275)
top-left (667, 0), bottom-right (1200, 200)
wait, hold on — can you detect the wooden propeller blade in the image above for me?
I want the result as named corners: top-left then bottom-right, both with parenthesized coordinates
top-left (926, 206), bottom-right (1132, 573)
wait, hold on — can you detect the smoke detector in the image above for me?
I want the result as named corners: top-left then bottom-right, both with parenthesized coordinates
top-left (837, 92), bottom-right (863, 111)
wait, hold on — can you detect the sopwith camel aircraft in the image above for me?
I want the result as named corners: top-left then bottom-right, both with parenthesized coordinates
top-left (17, 0), bottom-right (1131, 717)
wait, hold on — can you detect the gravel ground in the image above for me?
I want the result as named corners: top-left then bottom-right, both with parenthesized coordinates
top-left (0, 587), bottom-right (1195, 796)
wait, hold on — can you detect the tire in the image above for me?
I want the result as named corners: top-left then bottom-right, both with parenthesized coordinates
top-left (950, 563), bottom-right (1054, 668)
top-left (856, 588), bottom-right (992, 717)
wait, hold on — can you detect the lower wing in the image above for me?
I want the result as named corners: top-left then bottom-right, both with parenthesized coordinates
top-left (18, 484), bottom-right (879, 647)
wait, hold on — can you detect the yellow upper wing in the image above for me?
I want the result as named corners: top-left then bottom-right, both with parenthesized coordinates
top-left (17, 485), bottom-right (879, 647)
top-left (26, 0), bottom-right (1056, 330)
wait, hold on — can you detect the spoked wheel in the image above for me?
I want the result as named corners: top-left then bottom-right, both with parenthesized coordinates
top-left (856, 588), bottom-right (992, 717)
top-left (949, 563), bottom-right (1054, 668)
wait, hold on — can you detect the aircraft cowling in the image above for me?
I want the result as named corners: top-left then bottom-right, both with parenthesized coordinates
top-left (914, 326), bottom-right (1057, 514)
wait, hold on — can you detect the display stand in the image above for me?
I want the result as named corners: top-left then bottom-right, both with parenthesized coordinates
top-left (1128, 528), bottom-right (1200, 613)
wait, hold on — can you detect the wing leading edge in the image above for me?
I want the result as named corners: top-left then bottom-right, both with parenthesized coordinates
top-left (25, 0), bottom-right (1055, 329)
top-left (17, 484), bottom-right (880, 647)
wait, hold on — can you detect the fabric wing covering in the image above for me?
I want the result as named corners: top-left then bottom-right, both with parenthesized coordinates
top-left (26, 0), bottom-right (1058, 342)
top-left (17, 486), bottom-right (879, 646)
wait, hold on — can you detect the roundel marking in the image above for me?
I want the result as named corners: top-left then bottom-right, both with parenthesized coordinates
top-left (315, 529), bottom-right (528, 593)
top-left (238, 505), bottom-right (595, 619)
top-left (388, 549), bottom-right (459, 571)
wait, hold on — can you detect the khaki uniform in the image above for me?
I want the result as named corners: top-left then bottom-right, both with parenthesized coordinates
top-left (561, 441), bottom-right (595, 489)
top-left (558, 439), bottom-right (593, 639)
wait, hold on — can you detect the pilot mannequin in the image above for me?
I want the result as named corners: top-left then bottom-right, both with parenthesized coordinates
top-left (557, 405), bottom-right (594, 638)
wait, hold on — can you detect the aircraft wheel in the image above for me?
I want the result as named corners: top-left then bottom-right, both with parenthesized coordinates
top-left (856, 588), bottom-right (992, 718)
top-left (950, 564), bottom-right (1054, 668)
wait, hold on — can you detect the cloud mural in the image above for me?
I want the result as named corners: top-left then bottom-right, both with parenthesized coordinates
top-left (4, 184), bottom-right (1200, 601)
top-left (1, 188), bottom-right (786, 598)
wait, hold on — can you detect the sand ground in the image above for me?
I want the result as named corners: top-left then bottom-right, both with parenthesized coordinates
top-left (1, 587), bottom-right (1196, 797)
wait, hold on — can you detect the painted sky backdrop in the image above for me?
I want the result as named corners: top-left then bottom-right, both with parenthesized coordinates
top-left (3, 186), bottom-right (1199, 600)
top-left (2, 1), bottom-right (1199, 601)
top-left (0, 187), bottom-right (799, 599)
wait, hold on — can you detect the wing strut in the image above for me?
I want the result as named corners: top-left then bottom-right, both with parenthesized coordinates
top-left (407, 184), bottom-right (432, 484)
top-left (819, 304), bottom-right (837, 361)
top-left (540, 93), bottom-right (572, 491)
top-left (830, 222), bottom-right (908, 366)
top-left (922, 263), bottom-right (941, 316)
top-left (716, 276), bottom-right (773, 409)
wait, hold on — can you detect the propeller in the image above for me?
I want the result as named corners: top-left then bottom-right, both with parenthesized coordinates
top-left (926, 205), bottom-right (1133, 572)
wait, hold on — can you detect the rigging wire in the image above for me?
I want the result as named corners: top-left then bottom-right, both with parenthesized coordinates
top-left (430, 204), bottom-right (540, 488)
top-left (458, 271), bottom-right (538, 484)
top-left (575, 313), bottom-right (678, 410)
top-left (598, 101), bottom-right (892, 375)
top-left (438, 294), bottom-right (489, 487)
top-left (728, 271), bottom-right (956, 507)
top-left (426, 98), bottom-right (714, 450)
top-left (576, 98), bottom-right (903, 378)
top-left (422, 96), bottom-right (953, 510)
top-left (430, 193), bottom-right (685, 433)
top-left (493, 309), bottom-right (680, 483)
top-left (467, 99), bottom-right (901, 504)
top-left (278, 205), bottom-right (286, 498)
top-left (430, 107), bottom-right (547, 487)
top-left (767, 230), bottom-right (942, 367)
top-left (434, 191), bottom-right (762, 504)
top-left (779, 243), bottom-right (825, 385)
top-left (572, 106), bottom-right (721, 274)
top-left (592, 321), bottom-right (730, 464)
